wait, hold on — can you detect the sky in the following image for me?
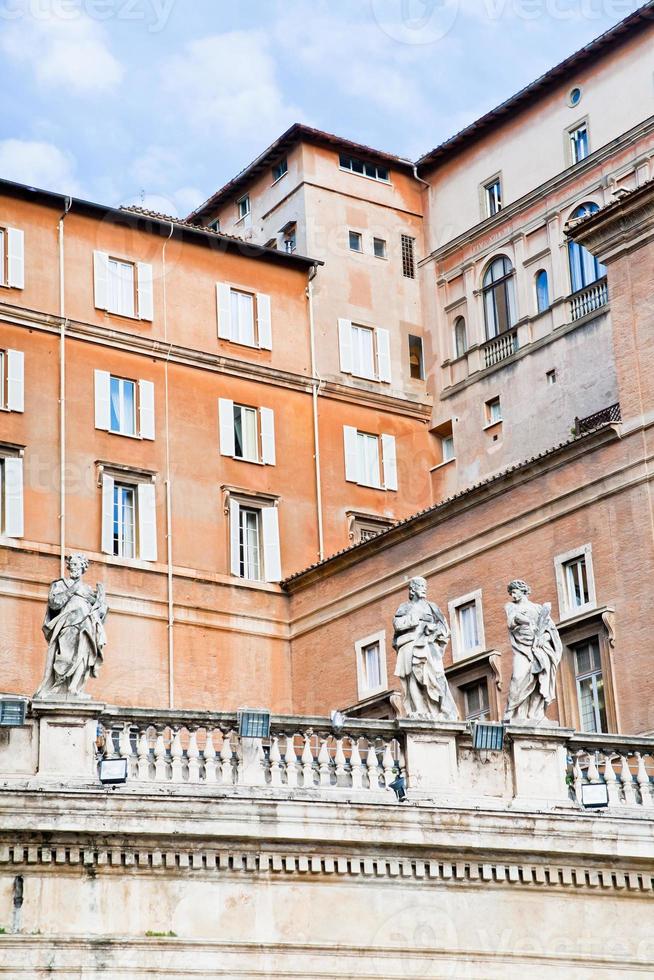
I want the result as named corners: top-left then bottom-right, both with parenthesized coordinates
top-left (0, 0), bottom-right (645, 217)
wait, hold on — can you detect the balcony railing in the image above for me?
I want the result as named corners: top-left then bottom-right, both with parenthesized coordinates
top-left (569, 277), bottom-right (608, 321)
top-left (574, 402), bottom-right (621, 436)
top-left (567, 733), bottom-right (654, 809)
top-left (482, 328), bottom-right (518, 368)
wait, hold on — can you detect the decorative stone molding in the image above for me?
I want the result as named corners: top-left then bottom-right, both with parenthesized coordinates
top-left (566, 181), bottom-right (654, 263)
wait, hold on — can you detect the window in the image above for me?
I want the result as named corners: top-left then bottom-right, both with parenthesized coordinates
top-left (401, 235), bottom-right (415, 279)
top-left (219, 399), bottom-right (276, 465)
top-left (485, 397), bottom-right (502, 425)
top-left (569, 122), bottom-right (589, 165)
top-left (462, 679), bottom-right (490, 721)
top-left (237, 195), bottom-right (250, 220)
top-left (272, 158), bottom-right (288, 182)
top-left (228, 497), bottom-right (281, 583)
top-left (93, 251), bottom-right (153, 321)
top-left (568, 86), bottom-right (582, 107)
top-left (454, 316), bottom-right (467, 359)
top-left (348, 513), bottom-right (392, 544)
top-left (573, 638), bottom-right (607, 733)
top-left (94, 371), bottom-right (155, 440)
top-left (283, 223), bottom-right (297, 254)
top-left (441, 434), bottom-right (455, 463)
top-left (408, 335), bottom-right (424, 380)
top-left (339, 153), bottom-right (389, 182)
top-left (217, 283), bottom-right (272, 350)
top-left (338, 319), bottom-right (391, 383)
top-left (0, 226), bottom-right (24, 289)
top-left (484, 178), bottom-right (502, 217)
top-left (373, 237), bottom-right (387, 259)
top-left (0, 451), bottom-right (24, 538)
top-left (568, 203), bottom-right (607, 292)
top-left (355, 631), bottom-right (388, 699)
top-left (349, 230), bottom-right (363, 252)
top-left (482, 255), bottom-right (516, 339)
top-left (546, 369), bottom-right (557, 385)
top-left (535, 270), bottom-right (550, 313)
top-left (555, 544), bottom-right (596, 617)
top-left (448, 590), bottom-right (485, 661)
top-left (0, 349), bottom-right (24, 412)
top-left (208, 218), bottom-right (220, 232)
top-left (101, 472), bottom-right (157, 562)
top-left (343, 426), bottom-right (397, 491)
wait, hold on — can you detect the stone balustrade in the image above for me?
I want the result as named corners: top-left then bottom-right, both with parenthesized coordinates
top-left (567, 732), bottom-right (654, 809)
top-left (569, 276), bottom-right (608, 321)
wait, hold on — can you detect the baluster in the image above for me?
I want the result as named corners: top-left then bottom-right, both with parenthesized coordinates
top-left (620, 753), bottom-right (637, 806)
top-left (220, 731), bottom-right (234, 785)
top-left (270, 736), bottom-right (283, 787)
top-left (572, 752), bottom-right (584, 805)
top-left (318, 738), bottom-right (331, 787)
top-left (636, 753), bottom-right (653, 807)
top-left (301, 734), bottom-right (315, 788)
top-left (102, 724), bottom-right (117, 759)
top-left (154, 728), bottom-right (168, 782)
top-left (170, 728), bottom-right (184, 783)
top-left (334, 738), bottom-right (346, 784)
top-left (187, 728), bottom-right (200, 784)
top-left (350, 737), bottom-right (363, 790)
top-left (365, 741), bottom-right (380, 791)
top-left (285, 734), bottom-right (300, 788)
top-left (203, 729), bottom-right (217, 784)
top-left (586, 751), bottom-right (600, 784)
top-left (117, 724), bottom-right (132, 778)
top-left (382, 740), bottom-right (395, 787)
top-left (137, 727), bottom-right (151, 781)
top-left (602, 751), bottom-right (620, 806)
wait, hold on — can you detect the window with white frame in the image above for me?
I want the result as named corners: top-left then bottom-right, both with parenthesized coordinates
top-left (0, 349), bottom-right (24, 412)
top-left (228, 496), bottom-right (281, 583)
top-left (454, 316), bottom-right (467, 359)
top-left (572, 637), bottom-right (607, 733)
top-left (354, 631), bottom-right (388, 699)
top-left (338, 318), bottom-right (391, 383)
top-left (100, 471), bottom-right (157, 562)
top-left (343, 426), bottom-right (397, 491)
top-left (568, 122), bottom-right (590, 165)
top-left (555, 544), bottom-right (596, 618)
top-left (484, 177), bottom-right (502, 217)
top-left (237, 195), bottom-right (250, 220)
top-left (94, 371), bottom-right (155, 440)
top-left (216, 283), bottom-right (272, 350)
top-left (373, 237), bottom-right (387, 259)
top-left (339, 153), bottom-right (389, 182)
top-left (448, 590), bottom-right (485, 661)
top-left (219, 399), bottom-right (276, 465)
top-left (482, 255), bottom-right (516, 338)
top-left (0, 226), bottom-right (24, 289)
top-left (441, 434), bottom-right (455, 463)
top-left (93, 251), bottom-right (153, 321)
top-left (272, 158), bottom-right (288, 182)
top-left (0, 450), bottom-right (24, 538)
top-left (485, 396), bottom-right (502, 426)
top-left (462, 678), bottom-right (490, 721)
top-left (348, 230), bottom-right (363, 252)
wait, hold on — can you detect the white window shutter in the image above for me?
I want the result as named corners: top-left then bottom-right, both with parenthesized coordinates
top-left (382, 434), bottom-right (398, 491)
top-left (93, 251), bottom-right (110, 311)
top-left (260, 407), bottom-right (276, 465)
top-left (229, 498), bottom-right (241, 576)
top-left (376, 328), bottom-right (392, 384)
top-left (7, 228), bottom-right (24, 289)
top-left (4, 457), bottom-right (24, 538)
top-left (139, 380), bottom-right (155, 440)
top-left (219, 398), bottom-right (235, 457)
top-left (338, 318), bottom-right (353, 374)
top-left (137, 482), bottom-right (157, 561)
top-left (343, 425), bottom-right (360, 484)
top-left (7, 349), bottom-right (24, 412)
top-left (101, 473), bottom-right (114, 554)
top-left (257, 293), bottom-right (272, 350)
top-left (262, 506), bottom-right (282, 582)
top-left (217, 283), bottom-right (232, 340)
top-left (137, 263), bottom-right (154, 321)
top-left (94, 369), bottom-right (111, 430)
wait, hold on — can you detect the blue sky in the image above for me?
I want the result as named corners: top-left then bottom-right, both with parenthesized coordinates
top-left (0, 0), bottom-right (643, 217)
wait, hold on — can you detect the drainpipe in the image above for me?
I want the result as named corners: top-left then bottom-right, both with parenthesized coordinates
top-left (306, 264), bottom-right (324, 561)
top-left (162, 221), bottom-right (175, 708)
top-left (58, 196), bottom-right (72, 578)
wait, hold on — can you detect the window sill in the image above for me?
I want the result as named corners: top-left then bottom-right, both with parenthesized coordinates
top-left (271, 172), bottom-right (288, 187)
top-left (231, 455), bottom-right (266, 467)
top-left (105, 428), bottom-right (145, 441)
top-left (430, 457), bottom-right (455, 473)
top-left (557, 603), bottom-right (605, 627)
top-left (235, 214), bottom-right (251, 225)
top-left (220, 338), bottom-right (260, 351)
top-left (483, 419), bottom-right (503, 431)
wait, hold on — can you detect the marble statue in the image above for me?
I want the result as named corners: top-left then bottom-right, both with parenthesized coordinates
top-left (34, 554), bottom-right (108, 700)
top-left (393, 576), bottom-right (459, 721)
top-left (504, 579), bottom-right (562, 724)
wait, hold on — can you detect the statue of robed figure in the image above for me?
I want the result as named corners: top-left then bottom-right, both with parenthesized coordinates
top-left (34, 553), bottom-right (108, 700)
top-left (504, 579), bottom-right (562, 724)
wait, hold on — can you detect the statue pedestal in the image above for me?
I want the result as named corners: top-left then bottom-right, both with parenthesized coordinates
top-left (399, 720), bottom-right (468, 795)
top-left (31, 699), bottom-right (105, 785)
top-left (508, 725), bottom-right (575, 810)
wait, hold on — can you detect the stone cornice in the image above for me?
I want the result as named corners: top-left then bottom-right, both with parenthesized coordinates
top-left (566, 180), bottom-right (654, 263)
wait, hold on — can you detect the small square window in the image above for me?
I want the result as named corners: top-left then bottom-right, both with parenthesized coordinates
top-left (283, 223), bottom-right (297, 254)
top-left (208, 217), bottom-right (220, 232)
top-left (546, 369), bottom-right (557, 385)
top-left (349, 230), bottom-right (363, 252)
top-left (272, 158), bottom-right (288, 182)
top-left (441, 434), bottom-right (455, 463)
top-left (484, 178), bottom-right (502, 217)
top-left (349, 513), bottom-right (392, 544)
top-left (485, 397), bottom-right (502, 425)
top-left (408, 335), bottom-right (424, 380)
top-left (237, 195), bottom-right (250, 220)
top-left (373, 237), bottom-right (387, 259)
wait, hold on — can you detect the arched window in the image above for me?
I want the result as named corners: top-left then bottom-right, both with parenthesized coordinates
top-left (568, 203), bottom-right (607, 292)
top-left (454, 316), bottom-right (467, 358)
top-left (535, 269), bottom-right (549, 313)
top-left (482, 256), bottom-right (516, 339)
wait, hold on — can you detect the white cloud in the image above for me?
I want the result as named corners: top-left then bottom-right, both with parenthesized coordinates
top-left (1, 3), bottom-right (124, 95)
top-left (0, 139), bottom-right (80, 194)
